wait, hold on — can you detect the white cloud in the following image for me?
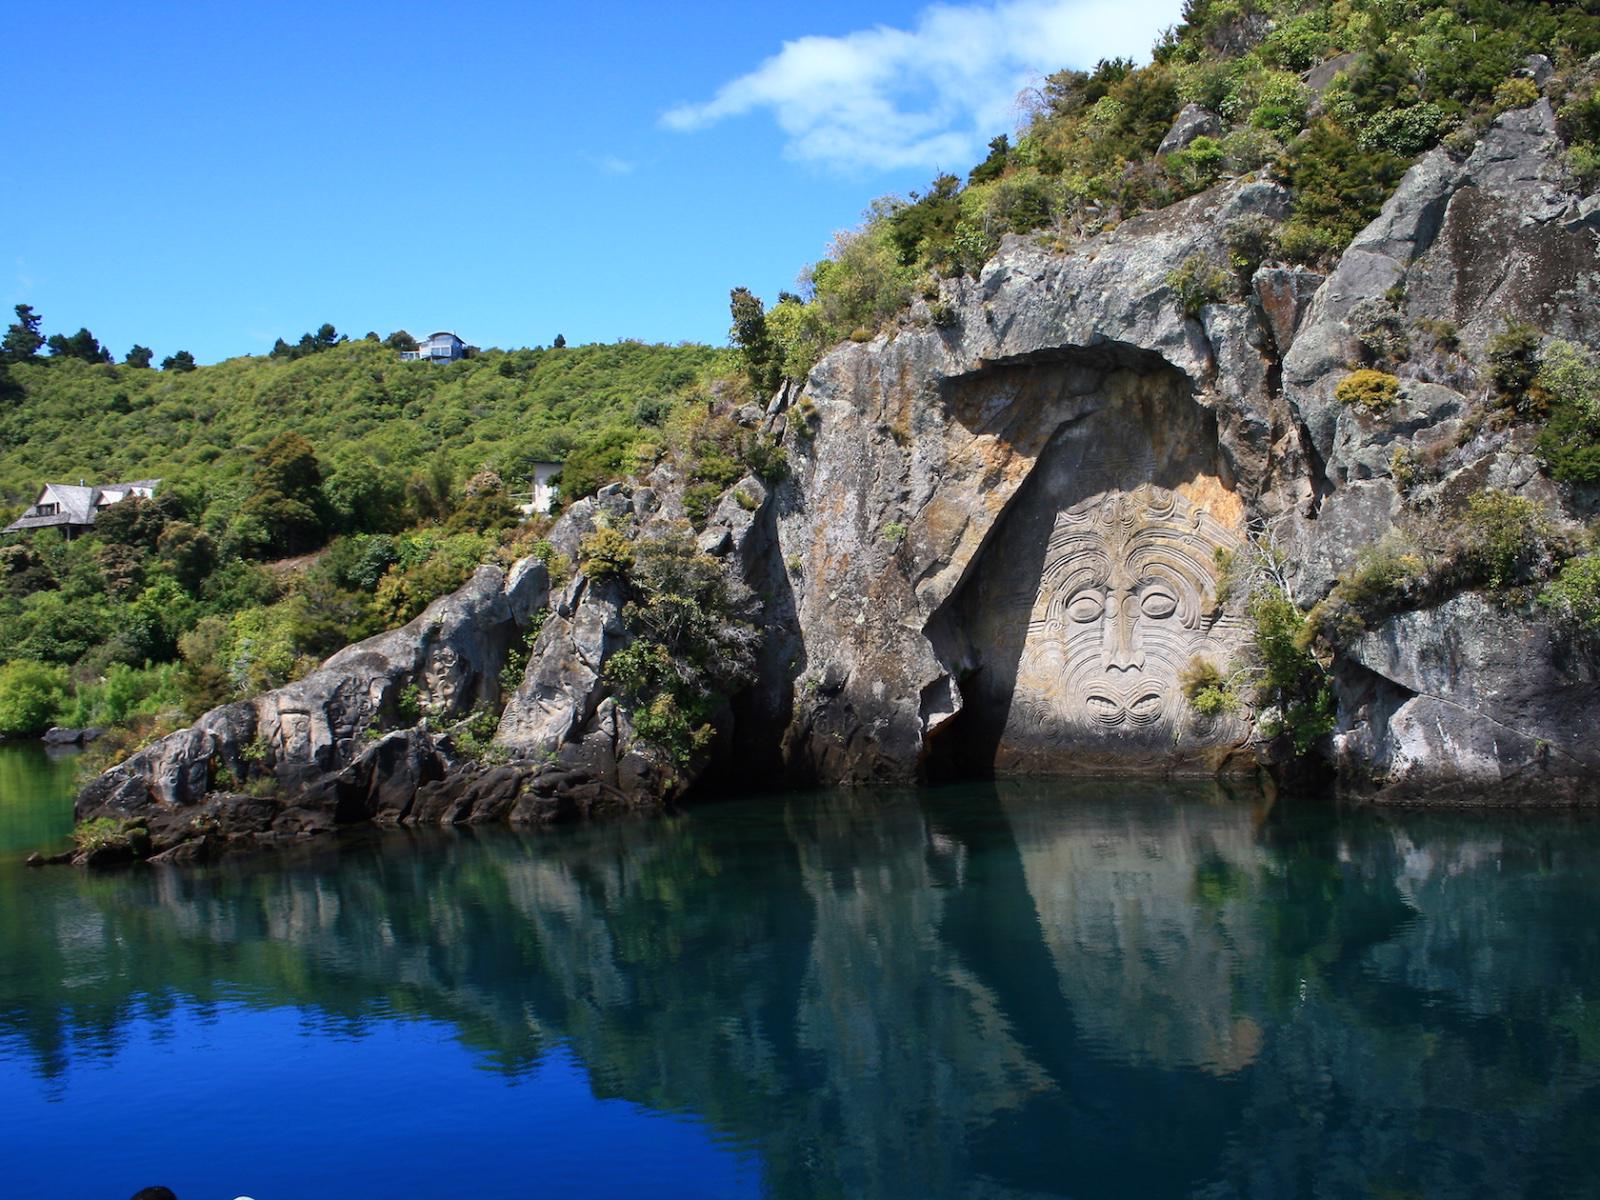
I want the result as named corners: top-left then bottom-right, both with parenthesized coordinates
top-left (594, 155), bottom-right (636, 176)
top-left (661, 0), bottom-right (1179, 173)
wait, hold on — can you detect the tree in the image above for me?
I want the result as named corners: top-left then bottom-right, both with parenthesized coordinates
top-left (157, 521), bottom-right (216, 593)
top-left (1, 304), bottom-right (44, 362)
top-left (160, 350), bottom-right (196, 372)
top-left (383, 330), bottom-right (418, 352)
top-left (94, 495), bottom-right (167, 550)
top-left (125, 344), bottom-right (153, 369)
top-left (729, 287), bottom-right (779, 396)
top-left (0, 660), bottom-right (69, 736)
top-left (968, 134), bottom-right (1012, 185)
top-left (46, 327), bottom-right (112, 363)
top-left (236, 432), bottom-right (328, 556)
top-left (553, 333), bottom-right (567, 349)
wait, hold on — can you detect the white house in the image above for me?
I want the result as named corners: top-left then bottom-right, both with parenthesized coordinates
top-left (399, 331), bottom-right (466, 363)
top-left (5, 479), bottom-right (161, 538)
top-left (515, 462), bottom-right (562, 518)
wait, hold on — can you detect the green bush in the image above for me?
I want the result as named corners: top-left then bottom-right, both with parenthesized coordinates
top-left (1334, 369), bottom-right (1401, 413)
top-left (1540, 553), bottom-right (1600, 630)
top-left (1165, 253), bottom-right (1232, 318)
top-left (601, 530), bottom-right (759, 768)
top-left (1568, 143), bottom-right (1600, 191)
top-left (1306, 541), bottom-right (1430, 645)
top-left (60, 662), bottom-right (184, 729)
top-left (806, 216), bottom-right (919, 337)
top-left (1241, 71), bottom-right (1309, 140)
top-left (72, 816), bottom-right (149, 858)
top-left (1460, 490), bottom-right (1563, 588)
top-left (740, 432), bottom-right (789, 484)
top-left (1223, 214), bottom-right (1278, 281)
top-left (1487, 321), bottom-right (1547, 417)
top-left (1165, 136), bottom-right (1225, 195)
top-left (1248, 590), bottom-right (1334, 755)
top-left (1220, 127), bottom-right (1282, 173)
top-left (1179, 657), bottom-right (1237, 716)
top-left (1535, 339), bottom-right (1600, 483)
top-left (1277, 120), bottom-right (1407, 266)
top-left (1259, 11), bottom-right (1330, 72)
top-left (0, 660), bottom-right (68, 736)
top-left (1493, 76), bottom-right (1541, 115)
top-left (578, 526), bottom-right (635, 584)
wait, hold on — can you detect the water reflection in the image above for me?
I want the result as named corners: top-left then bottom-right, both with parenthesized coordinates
top-left (2, 779), bottom-right (1599, 1199)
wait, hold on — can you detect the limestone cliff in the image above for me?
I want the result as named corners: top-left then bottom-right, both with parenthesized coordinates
top-left (74, 100), bottom-right (1600, 860)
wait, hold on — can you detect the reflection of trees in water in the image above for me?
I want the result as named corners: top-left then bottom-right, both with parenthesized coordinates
top-left (3, 788), bottom-right (1600, 1198)
top-left (0, 745), bottom-right (79, 855)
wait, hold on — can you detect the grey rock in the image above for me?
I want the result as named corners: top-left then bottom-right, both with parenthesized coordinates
top-left (1305, 52), bottom-right (1357, 101)
top-left (1252, 266), bottom-right (1324, 354)
top-left (1157, 104), bottom-right (1222, 156)
top-left (1286, 478), bottom-right (1403, 603)
top-left (1337, 594), bottom-right (1600, 803)
top-left (494, 580), bottom-right (625, 758)
top-left (78, 558), bottom-right (549, 824)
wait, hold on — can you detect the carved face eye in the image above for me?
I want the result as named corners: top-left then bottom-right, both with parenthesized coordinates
top-left (1139, 589), bottom-right (1177, 619)
top-left (1068, 591), bottom-right (1106, 623)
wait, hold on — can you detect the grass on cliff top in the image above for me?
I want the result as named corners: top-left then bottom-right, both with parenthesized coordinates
top-left (729, 0), bottom-right (1600, 390)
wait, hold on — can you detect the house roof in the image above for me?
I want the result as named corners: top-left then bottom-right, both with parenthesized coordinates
top-left (422, 331), bottom-right (462, 342)
top-left (4, 479), bottom-right (161, 533)
top-left (97, 478), bottom-right (161, 497)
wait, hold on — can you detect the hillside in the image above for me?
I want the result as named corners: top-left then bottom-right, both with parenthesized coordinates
top-left (0, 338), bottom-right (728, 739)
top-left (0, 338), bottom-right (728, 520)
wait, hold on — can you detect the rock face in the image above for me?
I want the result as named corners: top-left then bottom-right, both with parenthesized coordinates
top-left (76, 559), bottom-right (551, 854)
top-left (767, 103), bottom-right (1598, 802)
top-left (773, 177), bottom-right (1307, 784)
top-left (1157, 104), bottom-right (1223, 156)
top-left (76, 102), bottom-right (1600, 850)
top-left (1334, 596), bottom-right (1600, 804)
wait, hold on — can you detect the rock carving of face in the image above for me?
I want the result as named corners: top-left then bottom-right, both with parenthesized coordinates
top-left (1032, 487), bottom-right (1237, 735)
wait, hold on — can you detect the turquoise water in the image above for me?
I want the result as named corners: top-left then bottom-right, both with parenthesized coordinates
top-left (2, 749), bottom-right (1598, 1199)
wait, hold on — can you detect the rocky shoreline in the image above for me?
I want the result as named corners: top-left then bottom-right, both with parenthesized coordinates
top-left (66, 100), bottom-right (1600, 866)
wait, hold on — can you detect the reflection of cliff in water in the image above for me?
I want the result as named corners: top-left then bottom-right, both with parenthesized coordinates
top-left (1002, 780), bottom-right (1273, 1076)
top-left (3, 785), bottom-right (1600, 1198)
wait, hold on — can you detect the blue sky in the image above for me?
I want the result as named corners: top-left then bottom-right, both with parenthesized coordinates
top-left (5, 0), bottom-right (1179, 364)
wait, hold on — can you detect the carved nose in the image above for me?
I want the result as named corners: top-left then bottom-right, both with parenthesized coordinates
top-left (1102, 593), bottom-right (1144, 671)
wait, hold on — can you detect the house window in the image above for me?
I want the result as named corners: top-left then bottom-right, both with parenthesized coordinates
top-left (37, 503), bottom-right (57, 516)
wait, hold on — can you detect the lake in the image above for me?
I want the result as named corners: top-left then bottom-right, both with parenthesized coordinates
top-left (2, 746), bottom-right (1598, 1199)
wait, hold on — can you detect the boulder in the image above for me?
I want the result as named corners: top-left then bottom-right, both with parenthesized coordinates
top-left (1336, 594), bottom-right (1600, 803)
top-left (77, 558), bottom-right (549, 833)
top-left (1157, 104), bottom-right (1222, 156)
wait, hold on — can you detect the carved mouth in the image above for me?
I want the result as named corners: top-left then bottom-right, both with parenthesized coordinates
top-left (1084, 689), bottom-right (1167, 728)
